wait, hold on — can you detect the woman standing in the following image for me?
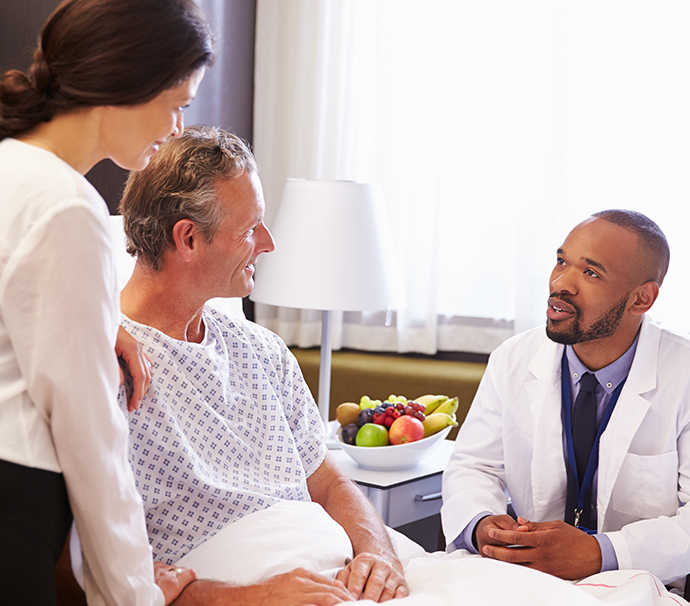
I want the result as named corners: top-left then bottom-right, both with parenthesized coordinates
top-left (0, 1), bottom-right (214, 604)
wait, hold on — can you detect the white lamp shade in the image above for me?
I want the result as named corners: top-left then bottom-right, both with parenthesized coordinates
top-left (250, 179), bottom-right (406, 312)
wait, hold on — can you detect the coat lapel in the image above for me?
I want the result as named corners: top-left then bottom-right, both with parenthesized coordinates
top-left (526, 337), bottom-right (569, 520)
top-left (597, 316), bottom-right (658, 522)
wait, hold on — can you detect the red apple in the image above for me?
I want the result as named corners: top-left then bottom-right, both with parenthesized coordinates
top-left (388, 415), bottom-right (425, 445)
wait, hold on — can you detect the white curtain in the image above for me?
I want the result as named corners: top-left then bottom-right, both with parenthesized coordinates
top-left (252, 0), bottom-right (690, 355)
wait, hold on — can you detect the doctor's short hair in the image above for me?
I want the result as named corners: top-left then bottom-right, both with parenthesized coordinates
top-left (592, 209), bottom-right (670, 286)
top-left (119, 125), bottom-right (257, 271)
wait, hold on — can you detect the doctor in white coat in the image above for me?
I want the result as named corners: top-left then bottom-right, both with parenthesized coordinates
top-left (442, 209), bottom-right (690, 587)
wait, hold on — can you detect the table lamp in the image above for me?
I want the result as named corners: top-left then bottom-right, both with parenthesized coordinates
top-left (250, 178), bottom-right (406, 430)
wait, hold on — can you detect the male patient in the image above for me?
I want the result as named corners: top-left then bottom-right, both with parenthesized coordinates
top-left (442, 209), bottom-right (690, 589)
top-left (117, 125), bottom-right (407, 605)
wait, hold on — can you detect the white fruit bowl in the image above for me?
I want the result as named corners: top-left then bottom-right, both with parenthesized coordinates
top-left (336, 426), bottom-right (452, 471)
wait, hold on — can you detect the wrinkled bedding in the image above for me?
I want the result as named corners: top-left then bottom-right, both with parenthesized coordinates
top-left (176, 501), bottom-right (687, 605)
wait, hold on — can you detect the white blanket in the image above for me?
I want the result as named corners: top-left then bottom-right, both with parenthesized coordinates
top-left (176, 501), bottom-right (687, 605)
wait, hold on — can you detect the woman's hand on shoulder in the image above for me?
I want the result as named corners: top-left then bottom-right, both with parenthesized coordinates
top-left (154, 561), bottom-right (197, 605)
top-left (115, 326), bottom-right (151, 411)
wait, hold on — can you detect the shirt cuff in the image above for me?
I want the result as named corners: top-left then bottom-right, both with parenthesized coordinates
top-left (153, 584), bottom-right (165, 606)
top-left (594, 533), bottom-right (619, 572)
top-left (449, 511), bottom-right (493, 554)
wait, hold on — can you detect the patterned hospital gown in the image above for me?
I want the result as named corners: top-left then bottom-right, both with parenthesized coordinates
top-left (118, 306), bottom-right (327, 563)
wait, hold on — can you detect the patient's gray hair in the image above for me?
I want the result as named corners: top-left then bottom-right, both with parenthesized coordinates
top-left (119, 124), bottom-right (257, 271)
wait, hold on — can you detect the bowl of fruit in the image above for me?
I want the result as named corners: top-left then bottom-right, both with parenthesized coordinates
top-left (335, 394), bottom-right (458, 471)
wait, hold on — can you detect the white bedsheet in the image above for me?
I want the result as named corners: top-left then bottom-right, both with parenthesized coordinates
top-left (176, 501), bottom-right (687, 605)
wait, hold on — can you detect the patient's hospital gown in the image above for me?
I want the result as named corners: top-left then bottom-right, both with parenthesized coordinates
top-left (118, 307), bottom-right (327, 563)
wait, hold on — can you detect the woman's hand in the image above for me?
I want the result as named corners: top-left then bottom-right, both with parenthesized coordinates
top-left (154, 561), bottom-right (197, 605)
top-left (115, 326), bottom-right (152, 411)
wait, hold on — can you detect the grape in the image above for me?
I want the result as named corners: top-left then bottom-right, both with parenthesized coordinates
top-left (406, 401), bottom-right (425, 414)
top-left (360, 395), bottom-right (375, 409)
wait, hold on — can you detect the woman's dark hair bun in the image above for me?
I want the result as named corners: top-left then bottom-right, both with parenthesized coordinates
top-left (0, 61), bottom-right (55, 139)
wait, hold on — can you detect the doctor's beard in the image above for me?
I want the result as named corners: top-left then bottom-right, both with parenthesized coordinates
top-left (545, 293), bottom-right (629, 345)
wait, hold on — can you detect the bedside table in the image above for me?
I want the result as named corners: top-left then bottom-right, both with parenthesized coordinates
top-left (330, 440), bottom-right (454, 551)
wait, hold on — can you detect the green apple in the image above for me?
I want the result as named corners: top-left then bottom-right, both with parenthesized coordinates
top-left (355, 423), bottom-right (390, 447)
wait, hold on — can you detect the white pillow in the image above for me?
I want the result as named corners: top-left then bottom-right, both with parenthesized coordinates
top-left (175, 501), bottom-right (354, 585)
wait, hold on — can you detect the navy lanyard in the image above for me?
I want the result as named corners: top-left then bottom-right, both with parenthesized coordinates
top-left (560, 351), bottom-right (626, 531)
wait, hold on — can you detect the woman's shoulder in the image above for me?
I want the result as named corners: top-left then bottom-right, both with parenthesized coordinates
top-left (0, 138), bottom-right (100, 203)
top-left (0, 139), bottom-right (106, 229)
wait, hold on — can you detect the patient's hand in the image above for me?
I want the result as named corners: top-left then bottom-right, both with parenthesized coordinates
top-left (482, 517), bottom-right (602, 580)
top-left (170, 568), bottom-right (356, 605)
top-left (154, 561), bottom-right (197, 605)
top-left (116, 326), bottom-right (152, 411)
top-left (335, 552), bottom-right (408, 602)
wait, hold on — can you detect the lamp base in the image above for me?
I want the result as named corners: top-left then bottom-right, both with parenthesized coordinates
top-left (317, 310), bottom-right (333, 425)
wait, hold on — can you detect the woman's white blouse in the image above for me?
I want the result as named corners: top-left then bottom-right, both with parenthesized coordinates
top-left (0, 139), bottom-right (163, 606)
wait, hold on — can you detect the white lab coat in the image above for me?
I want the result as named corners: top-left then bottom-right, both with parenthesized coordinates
top-left (441, 315), bottom-right (690, 584)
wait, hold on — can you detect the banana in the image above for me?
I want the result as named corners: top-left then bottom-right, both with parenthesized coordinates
top-left (415, 394), bottom-right (448, 414)
top-left (423, 412), bottom-right (458, 438)
top-left (432, 396), bottom-right (459, 417)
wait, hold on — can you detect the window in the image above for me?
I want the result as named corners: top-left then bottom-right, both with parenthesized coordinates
top-left (253, 1), bottom-right (690, 354)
